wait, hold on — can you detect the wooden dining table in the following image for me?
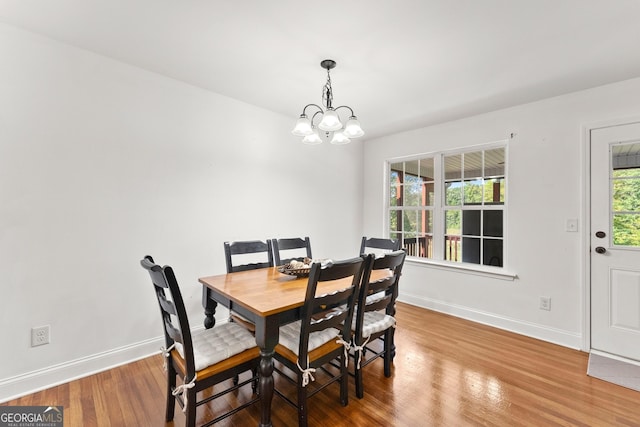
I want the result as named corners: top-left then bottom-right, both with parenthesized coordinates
top-left (198, 265), bottom-right (388, 427)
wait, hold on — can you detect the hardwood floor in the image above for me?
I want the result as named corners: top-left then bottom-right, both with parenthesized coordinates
top-left (3, 302), bottom-right (640, 426)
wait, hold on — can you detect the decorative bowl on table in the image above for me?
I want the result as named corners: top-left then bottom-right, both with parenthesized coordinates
top-left (277, 258), bottom-right (312, 277)
top-left (277, 258), bottom-right (333, 277)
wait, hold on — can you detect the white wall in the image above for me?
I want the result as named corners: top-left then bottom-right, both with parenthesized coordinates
top-left (363, 76), bottom-right (640, 348)
top-left (0, 24), bottom-right (364, 401)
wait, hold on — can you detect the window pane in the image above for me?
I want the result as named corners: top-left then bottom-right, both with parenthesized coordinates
top-left (420, 158), bottom-right (435, 180)
top-left (445, 181), bottom-right (462, 206)
top-left (445, 154), bottom-right (462, 180)
top-left (405, 160), bottom-right (419, 177)
top-left (462, 210), bottom-right (480, 236)
top-left (417, 234), bottom-right (433, 258)
top-left (390, 169), bottom-right (401, 186)
top-left (424, 182), bottom-right (435, 206)
top-left (613, 213), bottom-right (640, 247)
top-left (445, 236), bottom-right (461, 262)
top-left (485, 148), bottom-right (505, 176)
top-left (483, 239), bottom-right (503, 266)
top-left (417, 209), bottom-right (433, 234)
top-left (390, 162), bottom-right (403, 176)
top-left (463, 179), bottom-right (483, 204)
top-left (462, 237), bottom-right (480, 264)
top-left (612, 144), bottom-right (640, 175)
top-left (446, 210), bottom-right (461, 235)
top-left (613, 168), bottom-right (640, 179)
top-left (402, 236), bottom-right (418, 256)
top-left (483, 210), bottom-right (503, 237)
top-left (389, 209), bottom-right (402, 233)
top-left (404, 175), bottom-right (423, 206)
top-left (484, 177), bottom-right (505, 204)
top-left (613, 178), bottom-right (640, 212)
top-left (403, 210), bottom-right (418, 233)
top-left (390, 183), bottom-right (399, 207)
top-left (464, 151), bottom-right (482, 178)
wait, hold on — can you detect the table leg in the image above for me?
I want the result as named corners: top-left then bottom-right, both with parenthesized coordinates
top-left (255, 317), bottom-right (279, 427)
top-left (202, 286), bottom-right (217, 329)
top-left (258, 349), bottom-right (274, 427)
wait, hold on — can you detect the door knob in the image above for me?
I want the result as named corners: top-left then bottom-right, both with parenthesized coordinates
top-left (595, 231), bottom-right (606, 238)
top-left (595, 246), bottom-right (606, 254)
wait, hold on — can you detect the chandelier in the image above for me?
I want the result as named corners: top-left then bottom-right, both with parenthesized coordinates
top-left (292, 59), bottom-right (364, 145)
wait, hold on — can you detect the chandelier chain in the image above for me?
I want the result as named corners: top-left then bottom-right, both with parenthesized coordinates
top-left (322, 68), bottom-right (333, 109)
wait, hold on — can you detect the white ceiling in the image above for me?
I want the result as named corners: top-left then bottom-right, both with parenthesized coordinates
top-left (2, 0), bottom-right (640, 140)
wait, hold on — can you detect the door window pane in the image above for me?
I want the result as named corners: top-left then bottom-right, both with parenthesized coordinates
top-left (613, 213), bottom-right (640, 247)
top-left (613, 178), bottom-right (640, 212)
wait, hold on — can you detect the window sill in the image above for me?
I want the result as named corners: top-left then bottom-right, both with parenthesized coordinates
top-left (405, 257), bottom-right (518, 281)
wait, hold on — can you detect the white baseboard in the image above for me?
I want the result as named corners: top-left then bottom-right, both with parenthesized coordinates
top-left (398, 293), bottom-right (582, 350)
top-left (0, 336), bottom-right (164, 403)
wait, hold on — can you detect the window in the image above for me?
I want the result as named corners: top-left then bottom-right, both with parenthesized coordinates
top-left (388, 143), bottom-right (506, 268)
top-left (611, 142), bottom-right (640, 247)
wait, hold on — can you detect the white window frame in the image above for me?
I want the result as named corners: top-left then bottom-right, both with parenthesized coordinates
top-left (386, 140), bottom-right (516, 280)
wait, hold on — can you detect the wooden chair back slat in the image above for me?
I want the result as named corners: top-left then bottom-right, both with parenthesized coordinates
top-left (224, 240), bottom-right (274, 273)
top-left (360, 236), bottom-right (402, 255)
top-left (272, 237), bottom-right (312, 265)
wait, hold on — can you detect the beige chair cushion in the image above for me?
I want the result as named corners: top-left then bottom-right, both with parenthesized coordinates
top-left (175, 322), bottom-right (257, 371)
top-left (278, 320), bottom-right (340, 356)
top-left (352, 311), bottom-right (396, 338)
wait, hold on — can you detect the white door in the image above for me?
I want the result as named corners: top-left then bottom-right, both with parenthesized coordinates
top-left (591, 121), bottom-right (640, 361)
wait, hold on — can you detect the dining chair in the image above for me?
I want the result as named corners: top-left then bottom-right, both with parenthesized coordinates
top-left (223, 239), bottom-right (274, 331)
top-left (140, 255), bottom-right (260, 426)
top-left (273, 256), bottom-right (369, 427)
top-left (351, 249), bottom-right (406, 399)
top-left (224, 239), bottom-right (274, 273)
top-left (360, 236), bottom-right (402, 256)
top-left (271, 236), bottom-right (312, 265)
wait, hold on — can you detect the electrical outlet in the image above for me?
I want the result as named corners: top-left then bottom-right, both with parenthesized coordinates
top-left (539, 297), bottom-right (551, 311)
top-left (31, 325), bottom-right (50, 347)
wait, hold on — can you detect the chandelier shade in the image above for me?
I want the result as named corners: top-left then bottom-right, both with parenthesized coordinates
top-left (292, 115), bottom-right (313, 136)
top-left (302, 129), bottom-right (323, 145)
top-left (292, 59), bottom-right (364, 144)
top-left (318, 109), bottom-right (342, 131)
top-left (343, 116), bottom-right (365, 138)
